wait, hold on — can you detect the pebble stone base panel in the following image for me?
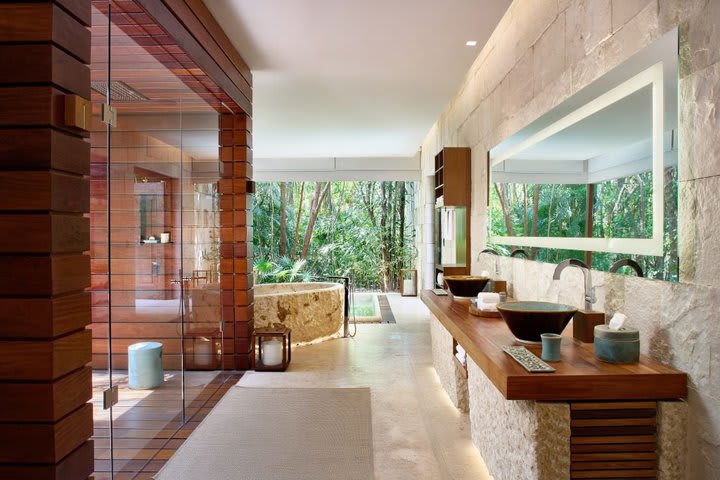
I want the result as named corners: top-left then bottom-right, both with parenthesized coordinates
top-left (430, 316), bottom-right (469, 412)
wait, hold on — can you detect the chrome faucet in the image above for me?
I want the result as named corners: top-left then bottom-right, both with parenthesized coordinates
top-left (478, 248), bottom-right (500, 276)
top-left (553, 259), bottom-right (596, 311)
top-left (609, 259), bottom-right (644, 277)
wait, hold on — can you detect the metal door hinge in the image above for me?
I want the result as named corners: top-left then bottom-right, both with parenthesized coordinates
top-left (101, 103), bottom-right (117, 127)
top-left (103, 385), bottom-right (119, 409)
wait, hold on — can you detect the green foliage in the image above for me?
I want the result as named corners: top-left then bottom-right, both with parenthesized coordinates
top-left (488, 167), bottom-right (679, 281)
top-left (252, 181), bottom-right (417, 291)
top-left (252, 257), bottom-right (312, 284)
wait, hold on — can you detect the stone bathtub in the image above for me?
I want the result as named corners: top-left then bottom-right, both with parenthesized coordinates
top-left (254, 282), bottom-right (344, 344)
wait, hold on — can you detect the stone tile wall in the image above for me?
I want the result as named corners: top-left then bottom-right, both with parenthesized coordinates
top-left (419, 1), bottom-right (720, 476)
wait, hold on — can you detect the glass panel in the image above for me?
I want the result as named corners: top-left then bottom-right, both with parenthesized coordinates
top-left (180, 109), bottom-right (228, 405)
top-left (89, 2), bottom-right (113, 478)
top-left (91, 2), bottom-right (226, 476)
top-left (106, 6), bottom-right (186, 476)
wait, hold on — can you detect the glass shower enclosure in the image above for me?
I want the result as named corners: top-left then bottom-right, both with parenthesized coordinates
top-left (90, 2), bottom-right (229, 477)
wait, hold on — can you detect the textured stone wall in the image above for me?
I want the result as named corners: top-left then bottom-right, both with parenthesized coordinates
top-left (419, 1), bottom-right (719, 476)
top-left (429, 316), bottom-right (469, 411)
top-left (657, 400), bottom-right (688, 479)
top-left (467, 358), bottom-right (570, 480)
top-left (254, 282), bottom-right (343, 344)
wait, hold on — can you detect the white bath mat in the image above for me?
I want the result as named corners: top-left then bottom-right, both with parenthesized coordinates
top-left (155, 387), bottom-right (374, 480)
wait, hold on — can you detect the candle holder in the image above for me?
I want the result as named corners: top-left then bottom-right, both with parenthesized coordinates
top-left (251, 327), bottom-right (291, 371)
top-left (400, 269), bottom-right (418, 296)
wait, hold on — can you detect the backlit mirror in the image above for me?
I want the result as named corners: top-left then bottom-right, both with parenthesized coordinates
top-left (488, 28), bottom-right (678, 280)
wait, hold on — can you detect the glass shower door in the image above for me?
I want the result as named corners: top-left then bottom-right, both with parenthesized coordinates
top-left (180, 109), bottom-right (229, 414)
top-left (91, 2), bottom-right (228, 477)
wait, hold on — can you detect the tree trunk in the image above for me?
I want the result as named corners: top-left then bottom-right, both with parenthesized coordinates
top-left (523, 184), bottom-right (528, 236)
top-left (547, 185), bottom-right (556, 237)
top-left (360, 182), bottom-right (377, 227)
top-left (301, 182), bottom-right (330, 260)
top-left (380, 182), bottom-right (391, 292)
top-left (495, 183), bottom-right (515, 236)
top-left (398, 182), bottom-right (406, 276)
top-left (530, 184), bottom-right (540, 259)
top-left (291, 182), bottom-right (305, 260)
top-left (279, 182), bottom-right (287, 257)
top-left (269, 185), bottom-right (275, 258)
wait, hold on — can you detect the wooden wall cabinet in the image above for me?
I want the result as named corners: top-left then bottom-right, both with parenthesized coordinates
top-left (434, 147), bottom-right (471, 279)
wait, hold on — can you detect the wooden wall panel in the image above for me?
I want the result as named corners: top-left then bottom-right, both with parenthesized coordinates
top-left (0, 441), bottom-right (94, 480)
top-left (0, 3), bottom-right (90, 63)
top-left (570, 401), bottom-right (659, 479)
top-left (0, 129), bottom-right (90, 175)
top-left (0, 1), bottom-right (93, 477)
top-left (0, 293), bottom-right (91, 338)
top-left (0, 404), bottom-right (93, 464)
top-left (219, 113), bottom-right (253, 369)
top-left (0, 367), bottom-right (92, 422)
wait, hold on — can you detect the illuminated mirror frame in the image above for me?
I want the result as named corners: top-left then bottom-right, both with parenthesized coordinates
top-left (489, 62), bottom-right (665, 256)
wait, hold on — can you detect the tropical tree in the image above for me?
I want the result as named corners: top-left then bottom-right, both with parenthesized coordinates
top-left (252, 181), bottom-right (418, 291)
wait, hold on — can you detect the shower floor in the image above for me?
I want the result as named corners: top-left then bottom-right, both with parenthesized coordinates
top-left (91, 370), bottom-right (242, 479)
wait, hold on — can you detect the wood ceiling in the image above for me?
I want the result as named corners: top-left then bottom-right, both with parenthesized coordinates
top-left (90, 1), bottom-right (238, 115)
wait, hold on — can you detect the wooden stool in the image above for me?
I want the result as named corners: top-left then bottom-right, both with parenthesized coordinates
top-left (251, 327), bottom-right (291, 371)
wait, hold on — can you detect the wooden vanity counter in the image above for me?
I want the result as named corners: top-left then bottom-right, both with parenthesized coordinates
top-left (421, 290), bottom-right (687, 401)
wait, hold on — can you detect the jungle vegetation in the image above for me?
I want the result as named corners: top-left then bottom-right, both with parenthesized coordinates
top-left (488, 167), bottom-right (679, 281)
top-left (252, 181), bottom-right (418, 291)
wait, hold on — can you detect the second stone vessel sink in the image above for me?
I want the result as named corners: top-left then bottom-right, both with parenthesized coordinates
top-left (443, 275), bottom-right (490, 298)
top-left (496, 301), bottom-right (577, 343)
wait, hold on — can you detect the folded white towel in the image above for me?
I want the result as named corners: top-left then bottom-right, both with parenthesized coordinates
top-left (455, 351), bottom-right (466, 366)
top-left (477, 292), bottom-right (500, 304)
top-left (456, 344), bottom-right (466, 356)
top-left (476, 301), bottom-right (498, 312)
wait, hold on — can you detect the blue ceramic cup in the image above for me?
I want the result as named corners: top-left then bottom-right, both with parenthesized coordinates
top-left (541, 333), bottom-right (562, 362)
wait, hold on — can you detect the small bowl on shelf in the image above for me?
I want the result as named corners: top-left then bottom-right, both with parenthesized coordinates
top-left (443, 275), bottom-right (490, 298)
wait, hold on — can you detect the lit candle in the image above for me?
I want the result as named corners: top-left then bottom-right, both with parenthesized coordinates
top-left (261, 339), bottom-right (283, 366)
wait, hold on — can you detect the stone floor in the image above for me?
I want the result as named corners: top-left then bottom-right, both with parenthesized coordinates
top-left (237, 294), bottom-right (493, 480)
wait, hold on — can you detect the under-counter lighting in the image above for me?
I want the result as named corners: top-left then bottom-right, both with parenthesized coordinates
top-left (465, 40), bottom-right (477, 46)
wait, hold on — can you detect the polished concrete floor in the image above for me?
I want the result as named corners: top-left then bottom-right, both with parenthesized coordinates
top-left (238, 294), bottom-right (493, 480)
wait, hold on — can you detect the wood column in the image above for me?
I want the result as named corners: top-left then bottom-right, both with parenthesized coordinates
top-left (219, 114), bottom-right (254, 370)
top-left (0, 1), bottom-right (93, 479)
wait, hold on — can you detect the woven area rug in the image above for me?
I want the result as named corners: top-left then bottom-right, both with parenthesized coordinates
top-left (155, 387), bottom-right (374, 480)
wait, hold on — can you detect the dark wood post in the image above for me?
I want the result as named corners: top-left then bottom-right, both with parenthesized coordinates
top-left (0, 1), bottom-right (94, 478)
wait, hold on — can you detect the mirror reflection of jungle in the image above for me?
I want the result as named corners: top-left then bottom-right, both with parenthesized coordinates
top-left (489, 167), bottom-right (678, 281)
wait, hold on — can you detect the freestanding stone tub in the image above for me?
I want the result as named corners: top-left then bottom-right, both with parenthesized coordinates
top-left (254, 282), bottom-right (344, 344)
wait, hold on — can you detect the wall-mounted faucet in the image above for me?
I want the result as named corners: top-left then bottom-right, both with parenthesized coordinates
top-left (553, 259), bottom-right (596, 311)
top-left (510, 249), bottom-right (529, 259)
top-left (478, 248), bottom-right (500, 276)
top-left (609, 259), bottom-right (644, 277)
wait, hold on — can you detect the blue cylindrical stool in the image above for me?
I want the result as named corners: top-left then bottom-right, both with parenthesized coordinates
top-left (128, 342), bottom-right (164, 389)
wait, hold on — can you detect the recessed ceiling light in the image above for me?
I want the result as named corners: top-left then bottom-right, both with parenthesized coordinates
top-left (465, 40), bottom-right (477, 46)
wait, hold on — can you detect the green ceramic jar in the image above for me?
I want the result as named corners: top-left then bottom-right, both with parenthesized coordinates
top-left (594, 325), bottom-right (640, 364)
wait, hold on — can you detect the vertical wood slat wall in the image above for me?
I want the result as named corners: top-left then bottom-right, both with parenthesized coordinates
top-left (219, 114), bottom-right (254, 370)
top-left (0, 1), bottom-right (94, 479)
top-left (570, 402), bottom-right (659, 479)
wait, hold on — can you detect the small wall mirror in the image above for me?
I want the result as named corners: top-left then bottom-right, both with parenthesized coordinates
top-left (488, 28), bottom-right (678, 281)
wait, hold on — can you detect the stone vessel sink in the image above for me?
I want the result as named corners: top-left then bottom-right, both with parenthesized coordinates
top-left (496, 301), bottom-right (577, 343)
top-left (443, 275), bottom-right (490, 298)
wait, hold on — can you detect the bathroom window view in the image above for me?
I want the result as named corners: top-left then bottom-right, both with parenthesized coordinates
top-left (252, 181), bottom-right (418, 321)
